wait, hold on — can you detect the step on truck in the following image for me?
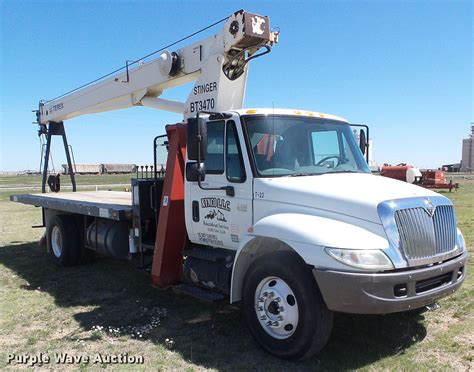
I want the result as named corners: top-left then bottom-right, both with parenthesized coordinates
top-left (11, 10), bottom-right (467, 360)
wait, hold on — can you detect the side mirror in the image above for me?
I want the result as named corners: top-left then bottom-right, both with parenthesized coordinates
top-left (187, 117), bottom-right (207, 161)
top-left (186, 162), bottom-right (206, 182)
top-left (359, 129), bottom-right (367, 155)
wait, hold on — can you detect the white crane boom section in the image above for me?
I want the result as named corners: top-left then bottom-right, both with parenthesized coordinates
top-left (38, 10), bottom-right (278, 124)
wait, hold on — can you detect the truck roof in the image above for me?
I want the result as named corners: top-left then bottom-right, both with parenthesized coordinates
top-left (231, 108), bottom-right (348, 122)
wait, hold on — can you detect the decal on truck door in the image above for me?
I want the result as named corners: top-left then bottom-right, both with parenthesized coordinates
top-left (200, 197), bottom-right (231, 211)
top-left (204, 209), bottom-right (227, 222)
top-left (201, 197), bottom-right (230, 238)
top-left (236, 203), bottom-right (248, 212)
top-left (197, 232), bottom-right (224, 246)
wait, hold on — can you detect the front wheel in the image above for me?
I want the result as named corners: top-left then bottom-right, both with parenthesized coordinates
top-left (242, 251), bottom-right (333, 360)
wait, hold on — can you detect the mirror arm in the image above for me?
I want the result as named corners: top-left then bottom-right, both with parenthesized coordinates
top-left (197, 177), bottom-right (234, 196)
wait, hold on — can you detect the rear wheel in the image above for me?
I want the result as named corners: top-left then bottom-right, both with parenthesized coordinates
top-left (47, 215), bottom-right (81, 266)
top-left (242, 251), bottom-right (333, 360)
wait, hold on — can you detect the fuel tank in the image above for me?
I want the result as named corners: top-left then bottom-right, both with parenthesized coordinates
top-left (86, 219), bottom-right (129, 259)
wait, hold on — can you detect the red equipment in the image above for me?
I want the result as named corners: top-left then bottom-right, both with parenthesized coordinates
top-left (151, 124), bottom-right (188, 288)
top-left (420, 170), bottom-right (459, 192)
top-left (381, 163), bottom-right (459, 192)
top-left (380, 164), bottom-right (422, 184)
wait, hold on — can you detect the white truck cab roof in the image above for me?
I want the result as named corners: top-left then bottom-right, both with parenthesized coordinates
top-left (231, 108), bottom-right (348, 123)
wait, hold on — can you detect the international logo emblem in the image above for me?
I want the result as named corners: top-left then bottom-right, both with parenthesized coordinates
top-left (425, 199), bottom-right (435, 217)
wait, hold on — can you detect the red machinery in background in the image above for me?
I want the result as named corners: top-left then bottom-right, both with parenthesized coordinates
top-left (420, 169), bottom-right (459, 192)
top-left (380, 164), bottom-right (423, 184)
top-left (381, 163), bottom-right (459, 192)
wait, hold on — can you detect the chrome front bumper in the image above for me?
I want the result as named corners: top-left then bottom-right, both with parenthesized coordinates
top-left (313, 251), bottom-right (467, 314)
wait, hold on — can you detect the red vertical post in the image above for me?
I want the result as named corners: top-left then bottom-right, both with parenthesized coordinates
top-left (151, 124), bottom-right (188, 288)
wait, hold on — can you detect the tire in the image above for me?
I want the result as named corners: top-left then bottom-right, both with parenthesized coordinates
top-left (242, 251), bottom-right (333, 360)
top-left (47, 215), bottom-right (81, 267)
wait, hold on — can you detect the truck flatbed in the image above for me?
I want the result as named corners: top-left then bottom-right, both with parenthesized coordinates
top-left (10, 191), bottom-right (132, 221)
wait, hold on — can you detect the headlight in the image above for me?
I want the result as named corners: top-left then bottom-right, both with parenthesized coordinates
top-left (325, 248), bottom-right (394, 271)
top-left (456, 228), bottom-right (466, 253)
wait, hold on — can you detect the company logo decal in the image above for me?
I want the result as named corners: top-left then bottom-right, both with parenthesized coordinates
top-left (204, 209), bottom-right (227, 222)
top-left (251, 16), bottom-right (266, 35)
top-left (48, 102), bottom-right (64, 114)
top-left (201, 198), bottom-right (230, 212)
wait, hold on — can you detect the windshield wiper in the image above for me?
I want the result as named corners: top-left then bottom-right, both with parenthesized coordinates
top-left (325, 170), bottom-right (358, 174)
top-left (287, 173), bottom-right (320, 177)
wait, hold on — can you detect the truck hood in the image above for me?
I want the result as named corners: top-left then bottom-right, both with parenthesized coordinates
top-left (254, 173), bottom-right (441, 224)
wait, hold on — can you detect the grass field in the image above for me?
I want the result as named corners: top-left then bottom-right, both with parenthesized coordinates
top-left (0, 174), bottom-right (472, 370)
top-left (0, 174), bottom-right (132, 191)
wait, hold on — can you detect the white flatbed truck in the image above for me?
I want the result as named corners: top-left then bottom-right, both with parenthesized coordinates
top-left (11, 10), bottom-right (467, 360)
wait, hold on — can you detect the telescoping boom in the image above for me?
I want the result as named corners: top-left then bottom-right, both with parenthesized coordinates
top-left (37, 10), bottom-right (279, 124)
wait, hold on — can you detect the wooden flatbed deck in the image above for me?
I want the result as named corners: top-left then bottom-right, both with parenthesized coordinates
top-left (10, 191), bottom-right (132, 220)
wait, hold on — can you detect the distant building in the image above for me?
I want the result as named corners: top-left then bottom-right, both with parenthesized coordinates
top-left (442, 163), bottom-right (461, 173)
top-left (461, 124), bottom-right (474, 172)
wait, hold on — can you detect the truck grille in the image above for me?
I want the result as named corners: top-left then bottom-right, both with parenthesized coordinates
top-left (394, 205), bottom-right (457, 262)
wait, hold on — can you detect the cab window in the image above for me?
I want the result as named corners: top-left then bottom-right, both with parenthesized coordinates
top-left (226, 120), bottom-right (246, 183)
top-left (205, 121), bottom-right (224, 174)
top-left (311, 130), bottom-right (340, 166)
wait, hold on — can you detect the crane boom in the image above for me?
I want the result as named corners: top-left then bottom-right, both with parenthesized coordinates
top-left (38, 10), bottom-right (278, 124)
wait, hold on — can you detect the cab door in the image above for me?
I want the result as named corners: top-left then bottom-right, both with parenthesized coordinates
top-left (185, 117), bottom-right (252, 250)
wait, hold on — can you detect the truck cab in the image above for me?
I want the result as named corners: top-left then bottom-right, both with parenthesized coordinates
top-left (182, 108), bottom-right (467, 358)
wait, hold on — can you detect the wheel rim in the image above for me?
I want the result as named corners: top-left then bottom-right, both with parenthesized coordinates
top-left (51, 226), bottom-right (63, 258)
top-left (254, 276), bottom-right (299, 339)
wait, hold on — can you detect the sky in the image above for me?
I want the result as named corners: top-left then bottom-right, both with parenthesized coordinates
top-left (0, 0), bottom-right (472, 171)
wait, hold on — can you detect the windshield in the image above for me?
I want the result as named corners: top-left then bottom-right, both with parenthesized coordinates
top-left (242, 115), bottom-right (371, 177)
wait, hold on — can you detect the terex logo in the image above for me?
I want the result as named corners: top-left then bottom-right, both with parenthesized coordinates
top-left (48, 102), bottom-right (64, 113)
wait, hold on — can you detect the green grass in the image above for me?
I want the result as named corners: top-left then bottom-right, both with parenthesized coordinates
top-left (0, 173), bottom-right (134, 185)
top-left (0, 174), bottom-right (134, 193)
top-left (0, 174), bottom-right (473, 370)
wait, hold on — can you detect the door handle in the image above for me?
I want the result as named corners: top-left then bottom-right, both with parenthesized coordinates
top-left (192, 200), bottom-right (199, 222)
top-left (224, 186), bottom-right (235, 197)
